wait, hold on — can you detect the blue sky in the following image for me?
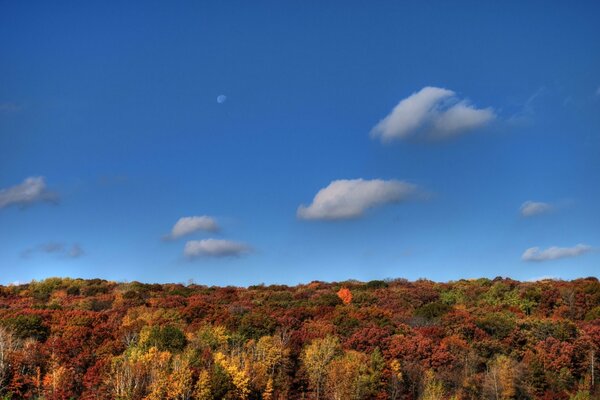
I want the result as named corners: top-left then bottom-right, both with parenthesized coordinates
top-left (1, 1), bottom-right (599, 286)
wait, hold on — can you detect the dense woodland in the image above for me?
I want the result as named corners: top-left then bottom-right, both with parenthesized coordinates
top-left (0, 277), bottom-right (598, 399)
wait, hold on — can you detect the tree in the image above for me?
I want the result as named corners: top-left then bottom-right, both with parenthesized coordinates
top-left (194, 369), bottom-right (212, 400)
top-left (43, 360), bottom-right (76, 400)
top-left (420, 370), bottom-right (445, 400)
top-left (484, 355), bottom-right (520, 400)
top-left (0, 327), bottom-right (16, 393)
top-left (388, 359), bottom-right (404, 400)
top-left (213, 351), bottom-right (250, 399)
top-left (302, 336), bottom-right (341, 399)
top-left (325, 349), bottom-right (383, 400)
top-left (569, 390), bottom-right (591, 399)
top-left (337, 288), bottom-right (353, 305)
top-left (167, 354), bottom-right (193, 400)
top-left (139, 325), bottom-right (187, 353)
top-left (2, 314), bottom-right (49, 341)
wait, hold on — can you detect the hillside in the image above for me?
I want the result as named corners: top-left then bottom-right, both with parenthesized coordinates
top-left (0, 277), bottom-right (598, 399)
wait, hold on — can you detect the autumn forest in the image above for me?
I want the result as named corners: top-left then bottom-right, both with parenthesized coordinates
top-left (0, 277), bottom-right (597, 399)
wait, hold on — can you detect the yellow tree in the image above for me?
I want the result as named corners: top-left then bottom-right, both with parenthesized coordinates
top-left (194, 369), bottom-right (212, 400)
top-left (253, 334), bottom-right (290, 393)
top-left (108, 348), bottom-right (150, 400)
top-left (142, 347), bottom-right (172, 400)
top-left (485, 355), bottom-right (519, 400)
top-left (325, 350), bottom-right (368, 400)
top-left (325, 349), bottom-right (383, 400)
top-left (421, 370), bottom-right (445, 400)
top-left (302, 336), bottom-right (341, 400)
top-left (214, 351), bottom-right (250, 400)
top-left (167, 354), bottom-right (194, 400)
top-left (389, 359), bottom-right (403, 400)
top-left (263, 377), bottom-right (274, 400)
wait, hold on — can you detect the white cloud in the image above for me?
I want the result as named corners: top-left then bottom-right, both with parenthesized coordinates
top-left (522, 244), bottom-right (592, 262)
top-left (184, 239), bottom-right (250, 258)
top-left (520, 201), bottom-right (553, 217)
top-left (0, 177), bottom-right (58, 209)
top-left (370, 86), bottom-right (495, 142)
top-left (165, 216), bottom-right (219, 240)
top-left (297, 178), bottom-right (419, 220)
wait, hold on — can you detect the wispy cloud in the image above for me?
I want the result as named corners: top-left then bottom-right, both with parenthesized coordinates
top-left (520, 201), bottom-right (553, 217)
top-left (522, 244), bottom-right (592, 262)
top-left (21, 242), bottom-right (84, 259)
top-left (297, 178), bottom-right (420, 220)
top-left (507, 86), bottom-right (547, 125)
top-left (370, 86), bottom-right (495, 142)
top-left (164, 216), bottom-right (219, 240)
top-left (0, 177), bottom-right (58, 210)
top-left (184, 239), bottom-right (250, 258)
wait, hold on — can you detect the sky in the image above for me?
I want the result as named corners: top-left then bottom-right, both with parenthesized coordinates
top-left (1, 1), bottom-right (599, 286)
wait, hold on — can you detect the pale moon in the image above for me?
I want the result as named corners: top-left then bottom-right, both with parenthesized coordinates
top-left (217, 95), bottom-right (227, 104)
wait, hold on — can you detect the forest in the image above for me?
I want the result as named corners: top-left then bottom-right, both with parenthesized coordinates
top-left (0, 277), bottom-right (598, 400)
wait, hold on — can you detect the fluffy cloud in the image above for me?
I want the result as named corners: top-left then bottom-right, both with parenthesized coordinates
top-left (165, 216), bottom-right (219, 240)
top-left (520, 201), bottom-right (553, 217)
top-left (184, 239), bottom-right (250, 258)
top-left (0, 177), bottom-right (58, 209)
top-left (522, 244), bottom-right (592, 262)
top-left (21, 242), bottom-right (84, 259)
top-left (370, 86), bottom-right (495, 142)
top-left (297, 178), bottom-right (419, 220)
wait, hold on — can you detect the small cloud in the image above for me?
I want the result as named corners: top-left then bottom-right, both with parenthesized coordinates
top-left (217, 95), bottom-right (227, 104)
top-left (0, 176), bottom-right (58, 210)
top-left (297, 178), bottom-right (420, 221)
top-left (527, 275), bottom-right (560, 282)
top-left (184, 239), bottom-right (250, 258)
top-left (164, 216), bottom-right (219, 240)
top-left (0, 102), bottom-right (21, 113)
top-left (520, 201), bottom-right (553, 217)
top-left (69, 244), bottom-right (84, 258)
top-left (21, 242), bottom-right (84, 259)
top-left (41, 242), bottom-right (66, 253)
top-left (522, 244), bottom-right (593, 262)
top-left (98, 174), bottom-right (128, 186)
top-left (370, 86), bottom-right (495, 142)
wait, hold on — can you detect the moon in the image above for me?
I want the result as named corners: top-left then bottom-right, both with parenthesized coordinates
top-left (217, 95), bottom-right (227, 104)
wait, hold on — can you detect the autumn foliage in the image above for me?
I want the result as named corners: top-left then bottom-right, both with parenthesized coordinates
top-left (337, 287), bottom-right (352, 305)
top-left (0, 276), bottom-right (598, 399)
